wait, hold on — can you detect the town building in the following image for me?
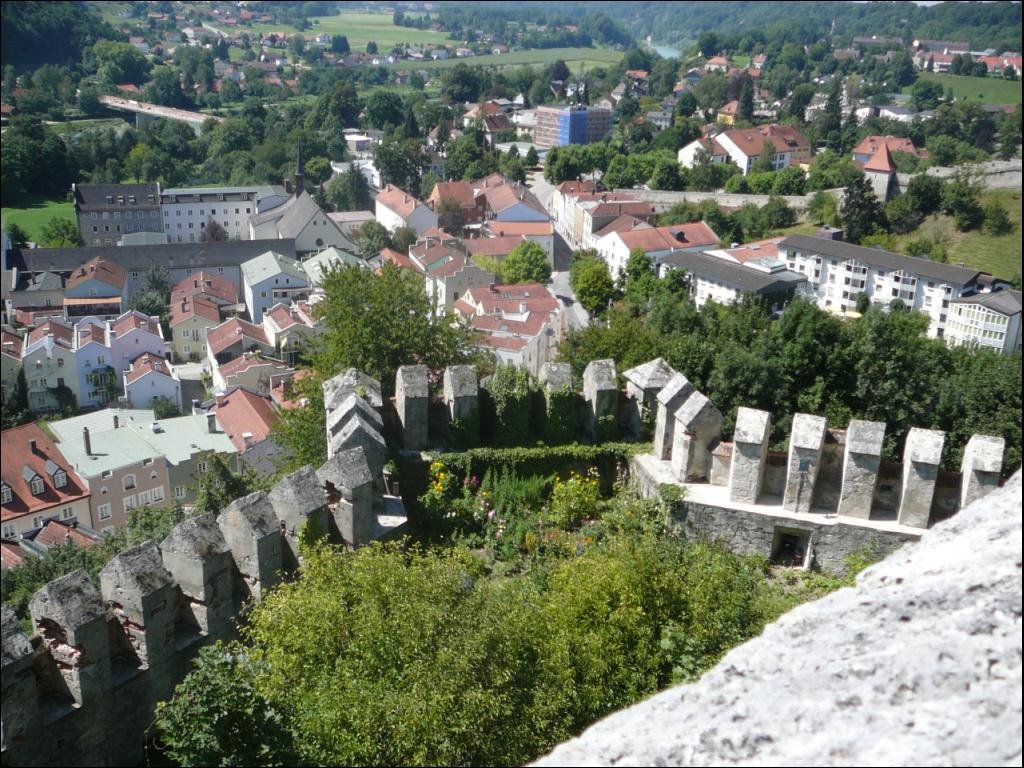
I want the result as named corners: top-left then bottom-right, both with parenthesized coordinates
top-left (375, 184), bottom-right (439, 234)
top-left (160, 184), bottom-right (288, 242)
top-left (123, 352), bottom-right (182, 411)
top-left (169, 295), bottom-right (221, 362)
top-left (206, 317), bottom-right (275, 367)
top-left (194, 387), bottom-right (282, 474)
top-left (427, 181), bottom-right (487, 229)
top-left (679, 124), bottom-right (811, 175)
top-left (212, 352), bottom-right (292, 394)
top-left (1, 423), bottom-right (92, 539)
top-left (533, 105), bottom-right (613, 148)
top-left (945, 289), bottom-right (1022, 355)
top-left (240, 250), bottom-right (311, 321)
top-left (63, 256), bottom-right (127, 319)
top-left (661, 249), bottom-right (807, 309)
top-left (20, 319), bottom-right (78, 414)
top-left (851, 135), bottom-right (924, 167)
top-left (261, 299), bottom-right (321, 365)
top-left (1, 329), bottom-right (23, 402)
top-left (73, 183), bottom-right (162, 247)
top-left (595, 221), bottom-right (720, 279)
top-left (779, 234), bottom-right (986, 337)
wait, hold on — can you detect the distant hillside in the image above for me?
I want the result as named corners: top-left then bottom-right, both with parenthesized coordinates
top-left (451, 1), bottom-right (1022, 53)
top-left (1, 0), bottom-right (121, 72)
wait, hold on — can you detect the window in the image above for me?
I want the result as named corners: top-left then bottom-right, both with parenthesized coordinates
top-left (123, 495), bottom-right (136, 513)
top-left (32, 516), bottom-right (44, 529)
top-left (61, 507), bottom-right (75, 520)
top-left (1, 484), bottom-right (11, 504)
top-left (123, 474), bottom-right (137, 491)
top-left (54, 470), bottom-right (67, 489)
top-left (174, 486), bottom-right (187, 499)
top-left (98, 503), bottom-right (112, 521)
top-left (197, 460), bottom-right (208, 473)
top-left (152, 486), bottom-right (165, 503)
top-left (1, 523), bottom-right (15, 538)
top-left (139, 489), bottom-right (152, 505)
top-left (142, 457), bottom-right (153, 466)
top-left (30, 476), bottom-right (44, 496)
top-left (57, 358), bottom-right (64, 367)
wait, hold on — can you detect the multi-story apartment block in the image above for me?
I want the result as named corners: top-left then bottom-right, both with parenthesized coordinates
top-left (160, 185), bottom-right (288, 243)
top-left (778, 234), bottom-right (985, 338)
top-left (20, 319), bottom-right (78, 414)
top-left (945, 289), bottom-right (1022, 355)
top-left (73, 183), bottom-right (162, 246)
top-left (534, 105), bottom-right (613, 149)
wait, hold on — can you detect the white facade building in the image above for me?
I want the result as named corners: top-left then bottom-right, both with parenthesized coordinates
top-left (945, 289), bottom-right (1022, 355)
top-left (161, 185), bottom-right (287, 243)
top-left (778, 235), bottom-right (985, 338)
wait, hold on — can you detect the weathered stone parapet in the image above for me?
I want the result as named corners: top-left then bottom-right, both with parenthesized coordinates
top-left (670, 391), bottom-right (722, 482)
top-left (623, 357), bottom-right (675, 440)
top-left (2, 604), bottom-right (40, 746)
top-left (653, 373), bottom-right (694, 460)
top-left (326, 391), bottom-right (384, 443)
top-left (582, 359), bottom-right (618, 442)
top-left (217, 491), bottom-right (283, 601)
top-left (783, 413), bottom-right (828, 513)
top-left (29, 569), bottom-right (112, 706)
top-left (329, 412), bottom-right (387, 475)
top-left (898, 428), bottom-right (945, 528)
top-left (729, 407), bottom-right (771, 503)
top-left (99, 541), bottom-right (175, 669)
top-left (268, 465), bottom-right (330, 568)
top-left (443, 365), bottom-right (479, 441)
top-left (322, 367), bottom-right (383, 411)
top-left (160, 515), bottom-right (233, 636)
top-left (395, 364), bottom-right (429, 450)
top-left (540, 361), bottom-right (572, 393)
top-left (959, 434), bottom-right (1005, 508)
top-left (317, 447), bottom-right (375, 546)
top-left (837, 419), bottom-right (886, 519)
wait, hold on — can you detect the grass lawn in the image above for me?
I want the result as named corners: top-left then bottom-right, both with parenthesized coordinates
top-left (731, 54), bottom-right (751, 68)
top-left (1, 199), bottom-right (76, 244)
top-left (249, 11), bottom-right (459, 49)
top-left (393, 47), bottom-right (624, 71)
top-left (910, 72), bottom-right (1022, 105)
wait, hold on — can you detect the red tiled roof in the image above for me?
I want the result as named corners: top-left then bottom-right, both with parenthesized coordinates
top-left (612, 222), bottom-right (720, 252)
top-left (269, 368), bottom-right (311, 410)
top-left (1, 330), bottom-right (24, 360)
top-left (482, 183), bottom-right (546, 216)
top-left (380, 247), bottom-right (417, 271)
top-left (429, 181), bottom-right (476, 209)
top-left (852, 134), bottom-right (920, 160)
top-left (1, 540), bottom-right (26, 569)
top-left (66, 256), bottom-right (127, 292)
top-left (595, 214), bottom-right (653, 239)
top-left (26, 319), bottom-right (74, 349)
top-left (171, 271), bottom-right (237, 305)
top-left (1, 423), bottom-right (89, 522)
top-left (124, 352), bottom-right (174, 385)
top-left (863, 142), bottom-right (896, 173)
top-left (625, 69), bottom-right (649, 79)
top-left (557, 180), bottom-right (599, 196)
top-left (376, 184), bottom-right (424, 218)
top-left (482, 113), bottom-right (512, 133)
top-left (32, 519), bottom-right (98, 549)
top-left (218, 352), bottom-right (289, 378)
top-left (718, 99), bottom-right (740, 116)
top-left (170, 295), bottom-right (221, 327)
top-left (206, 318), bottom-right (269, 355)
top-left (722, 123), bottom-right (810, 158)
top-left (464, 283), bottom-right (559, 315)
top-left (711, 237), bottom-right (785, 264)
top-left (484, 221), bottom-right (553, 237)
top-left (465, 235), bottom-right (525, 258)
top-left (110, 310), bottom-right (161, 339)
top-left (213, 387), bottom-right (279, 452)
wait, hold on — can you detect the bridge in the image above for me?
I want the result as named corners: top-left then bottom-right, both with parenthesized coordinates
top-left (98, 95), bottom-right (225, 135)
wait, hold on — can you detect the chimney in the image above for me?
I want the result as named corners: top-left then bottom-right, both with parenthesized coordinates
top-left (113, 414), bottom-right (119, 429)
top-left (206, 413), bottom-right (218, 433)
top-left (242, 432), bottom-right (254, 449)
top-left (83, 427), bottom-right (92, 456)
top-left (191, 398), bottom-right (201, 414)
top-left (28, 438), bottom-right (37, 454)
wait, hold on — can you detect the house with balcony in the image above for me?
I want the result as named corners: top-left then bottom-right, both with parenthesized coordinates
top-left (240, 250), bottom-right (311, 321)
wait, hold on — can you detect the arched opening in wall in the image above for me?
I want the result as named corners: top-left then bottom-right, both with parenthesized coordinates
top-left (770, 526), bottom-right (811, 568)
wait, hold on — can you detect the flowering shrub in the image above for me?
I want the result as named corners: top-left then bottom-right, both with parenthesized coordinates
top-left (546, 468), bottom-right (602, 529)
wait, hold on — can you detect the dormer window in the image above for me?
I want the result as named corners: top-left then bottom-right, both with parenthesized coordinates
top-left (1, 484), bottom-right (11, 505)
top-left (54, 470), bottom-right (67, 489)
top-left (30, 476), bottom-right (44, 496)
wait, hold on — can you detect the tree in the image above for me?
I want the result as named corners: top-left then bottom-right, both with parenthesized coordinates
top-left (326, 169), bottom-right (372, 212)
top-left (194, 452), bottom-right (256, 516)
top-left (315, 263), bottom-right (474, 393)
top-left (549, 59), bottom-right (571, 83)
top-left (5, 223), bottom-right (30, 248)
top-left (750, 139), bottom-right (777, 174)
top-left (436, 196), bottom-right (465, 236)
top-left (524, 145), bottom-right (539, 167)
top-left (152, 396), bottom-right (180, 420)
top-left (910, 79), bottom-right (944, 112)
top-left (39, 217), bottom-right (84, 247)
top-left (304, 156), bottom-right (332, 187)
top-left (840, 174), bottom-right (886, 244)
top-left (904, 174), bottom-right (944, 217)
top-left (1, 368), bottom-right (30, 430)
top-left (941, 170), bottom-right (984, 231)
top-left (391, 226), bottom-right (418, 255)
top-left (983, 202), bottom-right (1013, 236)
top-left (364, 90), bottom-right (405, 130)
top-left (820, 77), bottom-right (843, 152)
top-left (885, 194), bottom-right (923, 235)
top-left (502, 241), bottom-right (552, 284)
top-left (738, 80), bottom-right (754, 123)
top-left (331, 35), bottom-right (350, 55)
top-left (201, 218), bottom-right (228, 242)
top-left (354, 220), bottom-right (392, 259)
top-left (789, 83), bottom-right (815, 122)
top-left (675, 91), bottom-right (697, 118)
top-left (156, 643), bottom-right (297, 768)
top-left (366, 40), bottom-right (378, 55)
top-left (571, 256), bottom-right (615, 315)
top-left (373, 137), bottom-right (429, 193)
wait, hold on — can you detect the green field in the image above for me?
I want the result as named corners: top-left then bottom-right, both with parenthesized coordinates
top-left (249, 11), bottom-right (460, 49)
top-left (1, 199), bottom-right (76, 244)
top-left (910, 72), bottom-right (1023, 105)
top-left (921, 189), bottom-right (1022, 279)
top-left (393, 47), bottom-right (624, 71)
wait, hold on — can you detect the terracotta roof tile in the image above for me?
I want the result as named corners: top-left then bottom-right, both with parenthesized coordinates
top-left (1, 423), bottom-right (89, 522)
top-left (206, 317), bottom-right (269, 355)
top-left (170, 295), bottom-right (221, 327)
top-left (170, 271), bottom-right (238, 305)
top-left (213, 387), bottom-right (279, 451)
top-left (124, 352), bottom-right (175, 385)
top-left (65, 256), bottom-right (127, 292)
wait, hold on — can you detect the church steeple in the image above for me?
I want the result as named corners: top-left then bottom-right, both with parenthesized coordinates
top-left (294, 145), bottom-right (305, 197)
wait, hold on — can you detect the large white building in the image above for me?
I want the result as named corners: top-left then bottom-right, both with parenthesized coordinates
top-left (778, 235), bottom-right (985, 338)
top-left (240, 250), bottom-right (311, 322)
top-left (160, 185), bottom-right (288, 243)
top-left (945, 289), bottom-right (1022, 355)
top-left (679, 124), bottom-right (811, 176)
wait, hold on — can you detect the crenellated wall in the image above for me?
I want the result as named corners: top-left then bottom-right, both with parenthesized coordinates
top-left (1, 373), bottom-right (405, 768)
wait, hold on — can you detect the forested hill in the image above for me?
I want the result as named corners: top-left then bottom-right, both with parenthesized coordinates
top-left (448, 1), bottom-right (1022, 53)
top-left (1, 1), bottom-right (120, 73)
